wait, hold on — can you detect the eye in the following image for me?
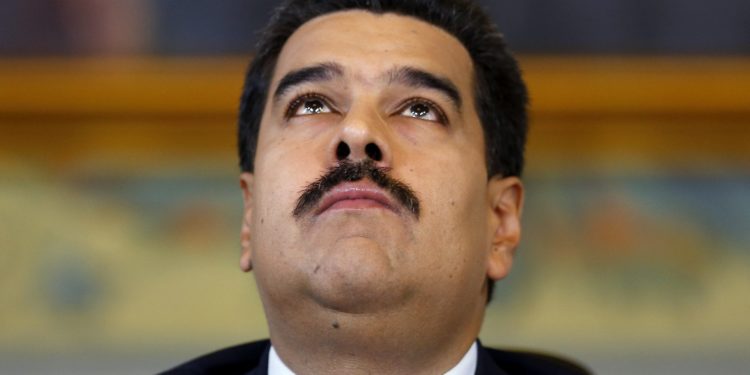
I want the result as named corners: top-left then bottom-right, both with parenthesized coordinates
top-left (286, 94), bottom-right (333, 118)
top-left (398, 99), bottom-right (446, 124)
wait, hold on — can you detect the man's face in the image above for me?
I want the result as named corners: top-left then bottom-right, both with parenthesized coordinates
top-left (241, 11), bottom-right (521, 323)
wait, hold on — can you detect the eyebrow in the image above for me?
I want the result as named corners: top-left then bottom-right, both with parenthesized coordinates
top-left (272, 62), bottom-right (344, 102)
top-left (271, 63), bottom-right (463, 112)
top-left (386, 66), bottom-right (463, 111)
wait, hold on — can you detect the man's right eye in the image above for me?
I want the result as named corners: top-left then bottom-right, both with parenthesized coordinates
top-left (286, 94), bottom-right (333, 118)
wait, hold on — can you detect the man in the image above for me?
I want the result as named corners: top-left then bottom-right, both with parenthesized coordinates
top-left (167, 0), bottom-right (589, 374)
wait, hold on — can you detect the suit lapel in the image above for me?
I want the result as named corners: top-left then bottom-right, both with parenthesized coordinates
top-left (475, 341), bottom-right (511, 375)
top-left (243, 340), bottom-right (509, 375)
top-left (244, 343), bottom-right (270, 375)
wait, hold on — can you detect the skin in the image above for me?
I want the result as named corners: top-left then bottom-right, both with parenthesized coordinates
top-left (239, 10), bottom-right (523, 375)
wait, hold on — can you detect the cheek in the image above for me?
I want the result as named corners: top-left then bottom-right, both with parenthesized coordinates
top-left (405, 149), bottom-right (488, 268)
top-left (253, 157), bottom-right (302, 221)
top-left (251, 140), bottom-right (324, 262)
top-left (253, 123), bottom-right (328, 218)
top-left (402, 131), bottom-right (486, 219)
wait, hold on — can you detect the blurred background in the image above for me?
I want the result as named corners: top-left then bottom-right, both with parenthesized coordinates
top-left (1, 1), bottom-right (748, 374)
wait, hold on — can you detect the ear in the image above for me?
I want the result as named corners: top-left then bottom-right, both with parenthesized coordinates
top-left (486, 176), bottom-right (524, 281)
top-left (239, 172), bottom-right (254, 272)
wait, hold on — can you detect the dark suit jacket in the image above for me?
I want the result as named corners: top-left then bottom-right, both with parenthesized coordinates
top-left (162, 339), bottom-right (590, 375)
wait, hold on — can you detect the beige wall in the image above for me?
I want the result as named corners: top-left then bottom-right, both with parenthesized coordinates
top-left (1, 56), bottom-right (749, 373)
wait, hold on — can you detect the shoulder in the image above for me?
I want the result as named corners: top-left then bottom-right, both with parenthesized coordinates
top-left (479, 343), bottom-right (592, 375)
top-left (160, 339), bottom-right (591, 375)
top-left (160, 339), bottom-right (270, 375)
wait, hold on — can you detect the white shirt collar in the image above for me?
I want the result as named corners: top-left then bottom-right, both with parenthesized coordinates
top-left (268, 346), bottom-right (295, 375)
top-left (268, 341), bottom-right (478, 375)
top-left (444, 341), bottom-right (478, 375)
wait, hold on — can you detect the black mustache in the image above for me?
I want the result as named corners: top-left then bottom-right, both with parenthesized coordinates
top-left (293, 159), bottom-right (420, 219)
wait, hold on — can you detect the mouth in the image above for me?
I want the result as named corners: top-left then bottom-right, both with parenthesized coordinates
top-left (314, 181), bottom-right (397, 215)
top-left (293, 159), bottom-right (421, 220)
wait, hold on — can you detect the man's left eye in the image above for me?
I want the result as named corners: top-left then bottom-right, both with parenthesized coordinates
top-left (398, 100), bottom-right (444, 123)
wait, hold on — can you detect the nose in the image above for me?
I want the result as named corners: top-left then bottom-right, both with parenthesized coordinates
top-left (329, 107), bottom-right (391, 166)
top-left (335, 141), bottom-right (382, 162)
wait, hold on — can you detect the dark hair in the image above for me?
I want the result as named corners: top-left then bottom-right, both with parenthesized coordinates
top-left (237, 0), bottom-right (528, 302)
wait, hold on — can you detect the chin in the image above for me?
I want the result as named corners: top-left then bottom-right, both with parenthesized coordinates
top-left (308, 278), bottom-right (412, 315)
top-left (305, 237), bottom-right (413, 314)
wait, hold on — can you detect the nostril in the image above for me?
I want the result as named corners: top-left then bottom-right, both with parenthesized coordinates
top-left (365, 143), bottom-right (382, 161)
top-left (336, 142), bottom-right (350, 160)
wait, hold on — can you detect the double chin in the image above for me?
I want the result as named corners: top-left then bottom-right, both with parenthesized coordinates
top-left (303, 235), bottom-right (413, 314)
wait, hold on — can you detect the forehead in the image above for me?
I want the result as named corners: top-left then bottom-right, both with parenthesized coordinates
top-left (272, 10), bottom-right (475, 93)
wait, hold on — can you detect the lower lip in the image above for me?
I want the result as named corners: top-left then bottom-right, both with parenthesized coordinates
top-left (326, 198), bottom-right (390, 212)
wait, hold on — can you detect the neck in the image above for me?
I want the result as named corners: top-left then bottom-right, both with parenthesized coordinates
top-left (265, 299), bottom-right (485, 375)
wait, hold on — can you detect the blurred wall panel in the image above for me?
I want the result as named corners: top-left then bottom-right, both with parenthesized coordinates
top-left (1, 56), bottom-right (749, 374)
top-left (1, 2), bottom-right (750, 373)
top-left (0, 0), bottom-right (153, 55)
top-left (2, 0), bottom-right (750, 55)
